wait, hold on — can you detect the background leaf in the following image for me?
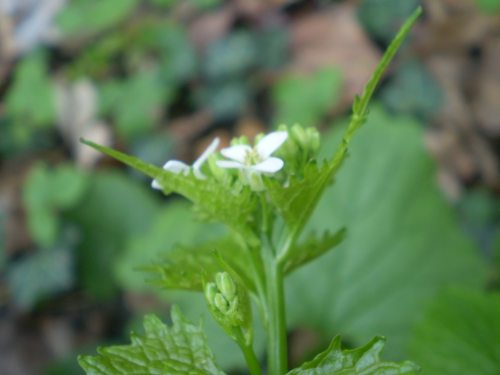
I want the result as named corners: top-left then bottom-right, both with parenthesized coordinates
top-left (6, 244), bottom-right (74, 310)
top-left (273, 68), bottom-right (343, 126)
top-left (57, 0), bottom-right (138, 35)
top-left (408, 288), bottom-right (500, 375)
top-left (287, 106), bottom-right (487, 359)
top-left (23, 163), bottom-right (87, 247)
top-left (71, 171), bottom-right (159, 299)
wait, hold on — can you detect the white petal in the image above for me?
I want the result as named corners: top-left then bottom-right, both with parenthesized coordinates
top-left (220, 144), bottom-right (252, 163)
top-left (151, 179), bottom-right (162, 190)
top-left (216, 160), bottom-right (245, 169)
top-left (256, 131), bottom-right (288, 158)
top-left (193, 137), bottom-right (220, 169)
top-left (252, 157), bottom-right (284, 173)
top-left (162, 160), bottom-right (189, 174)
top-left (193, 169), bottom-right (207, 180)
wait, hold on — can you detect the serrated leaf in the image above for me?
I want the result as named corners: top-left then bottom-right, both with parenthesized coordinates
top-left (114, 202), bottom-right (263, 371)
top-left (287, 106), bottom-right (488, 359)
top-left (144, 236), bottom-right (256, 294)
top-left (288, 336), bottom-right (419, 374)
top-left (79, 306), bottom-right (226, 375)
top-left (409, 289), bottom-right (500, 375)
top-left (268, 8), bottom-right (421, 246)
top-left (81, 139), bottom-right (258, 237)
top-left (283, 228), bottom-right (346, 274)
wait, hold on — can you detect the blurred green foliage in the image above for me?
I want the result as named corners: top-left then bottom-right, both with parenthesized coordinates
top-left (23, 163), bottom-right (87, 248)
top-left (57, 0), bottom-right (137, 35)
top-left (6, 237), bottom-right (76, 310)
top-left (358, 0), bottom-right (421, 43)
top-left (381, 59), bottom-right (442, 120)
top-left (1, 53), bottom-right (55, 155)
top-left (476, 0), bottom-right (500, 13)
top-left (288, 106), bottom-right (487, 359)
top-left (409, 288), bottom-right (500, 374)
top-left (70, 172), bottom-right (159, 299)
top-left (273, 68), bottom-right (343, 126)
top-left (99, 69), bottom-right (170, 140)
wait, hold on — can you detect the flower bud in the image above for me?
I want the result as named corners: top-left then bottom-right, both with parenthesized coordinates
top-left (214, 293), bottom-right (230, 314)
top-left (216, 272), bottom-right (236, 301)
top-left (205, 282), bottom-right (218, 307)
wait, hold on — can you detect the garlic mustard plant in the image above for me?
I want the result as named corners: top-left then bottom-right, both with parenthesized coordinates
top-left (78, 8), bottom-right (422, 375)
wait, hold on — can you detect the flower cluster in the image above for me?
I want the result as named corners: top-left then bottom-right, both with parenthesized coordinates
top-left (152, 131), bottom-right (289, 190)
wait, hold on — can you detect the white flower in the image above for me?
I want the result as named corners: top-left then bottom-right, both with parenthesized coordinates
top-left (216, 131), bottom-right (288, 174)
top-left (151, 137), bottom-right (220, 189)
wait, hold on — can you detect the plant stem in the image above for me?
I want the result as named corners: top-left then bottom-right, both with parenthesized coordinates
top-left (263, 242), bottom-right (287, 375)
top-left (234, 330), bottom-right (262, 375)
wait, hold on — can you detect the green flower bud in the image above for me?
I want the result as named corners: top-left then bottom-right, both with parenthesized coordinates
top-left (231, 135), bottom-right (249, 146)
top-left (216, 272), bottom-right (236, 301)
top-left (204, 272), bottom-right (253, 346)
top-left (204, 282), bottom-right (218, 307)
top-left (214, 293), bottom-right (230, 314)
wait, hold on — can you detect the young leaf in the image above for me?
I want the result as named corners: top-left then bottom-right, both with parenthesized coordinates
top-left (288, 336), bottom-right (419, 374)
top-left (409, 288), bottom-right (500, 375)
top-left (81, 139), bottom-right (258, 237)
top-left (268, 7), bottom-right (422, 248)
top-left (282, 228), bottom-right (346, 274)
top-left (78, 306), bottom-right (226, 375)
top-left (144, 236), bottom-right (256, 294)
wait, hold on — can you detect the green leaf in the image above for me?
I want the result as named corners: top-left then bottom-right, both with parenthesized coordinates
top-left (476, 0), bottom-right (500, 13)
top-left (287, 106), bottom-right (488, 359)
top-left (204, 31), bottom-right (258, 80)
top-left (409, 289), bottom-right (500, 375)
top-left (357, 0), bottom-right (420, 43)
top-left (57, 0), bottom-right (138, 35)
top-left (145, 236), bottom-right (256, 294)
top-left (115, 201), bottom-right (221, 291)
top-left (70, 171), bottom-right (159, 299)
top-left (100, 70), bottom-right (170, 140)
top-left (80, 140), bottom-right (258, 238)
top-left (283, 228), bottom-right (346, 274)
top-left (381, 59), bottom-right (442, 120)
top-left (79, 306), bottom-right (226, 375)
top-left (273, 67), bottom-right (343, 127)
top-left (269, 8), bottom-right (422, 252)
top-left (6, 52), bottom-right (55, 127)
top-left (6, 245), bottom-right (74, 310)
top-left (114, 202), bottom-right (263, 371)
top-left (288, 336), bottom-right (419, 374)
top-left (23, 163), bottom-right (87, 247)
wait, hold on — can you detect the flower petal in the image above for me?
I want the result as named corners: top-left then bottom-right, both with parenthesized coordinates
top-left (252, 157), bottom-right (284, 173)
top-left (151, 179), bottom-right (162, 190)
top-left (220, 144), bottom-right (252, 163)
top-left (256, 131), bottom-right (288, 158)
top-left (162, 160), bottom-right (189, 174)
top-left (193, 137), bottom-right (220, 169)
top-left (216, 160), bottom-right (245, 169)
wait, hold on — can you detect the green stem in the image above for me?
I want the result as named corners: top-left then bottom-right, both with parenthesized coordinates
top-left (234, 330), bottom-right (262, 375)
top-left (263, 240), bottom-right (287, 375)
